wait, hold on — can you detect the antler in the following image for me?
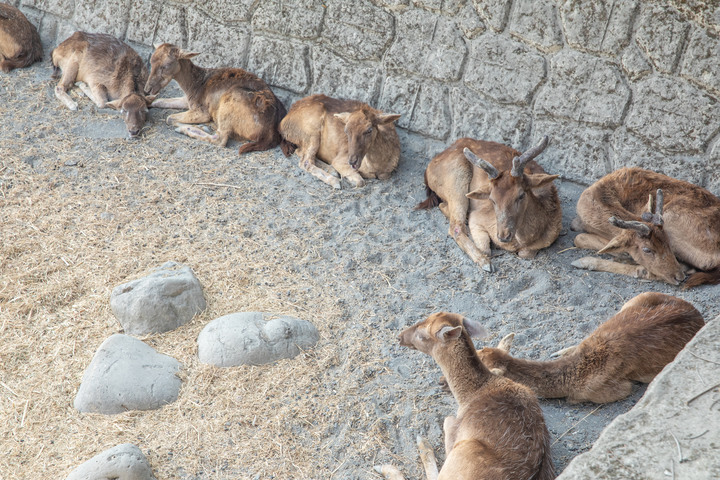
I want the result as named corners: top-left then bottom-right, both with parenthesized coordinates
top-left (463, 148), bottom-right (499, 180)
top-left (609, 216), bottom-right (651, 237)
top-left (511, 135), bottom-right (549, 177)
top-left (641, 189), bottom-right (664, 226)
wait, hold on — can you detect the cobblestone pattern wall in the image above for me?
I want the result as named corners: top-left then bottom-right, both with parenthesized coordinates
top-left (13, 0), bottom-right (720, 191)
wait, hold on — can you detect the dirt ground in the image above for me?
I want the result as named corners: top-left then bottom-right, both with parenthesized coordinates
top-left (1, 63), bottom-right (718, 480)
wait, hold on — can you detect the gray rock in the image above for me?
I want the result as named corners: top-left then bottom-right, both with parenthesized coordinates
top-left (247, 37), bottom-right (310, 93)
top-left (385, 9), bottom-right (467, 81)
top-left (379, 75), bottom-right (450, 140)
top-left (635, 3), bottom-right (689, 74)
top-left (252, 0), bottom-right (325, 39)
top-left (680, 26), bottom-right (720, 97)
top-left (193, 0), bottom-right (255, 23)
top-left (456, 1), bottom-right (485, 40)
top-left (126, 0), bottom-right (161, 46)
top-left (186, 8), bottom-right (249, 68)
top-left (22, 0), bottom-right (73, 19)
top-left (412, 0), bottom-right (464, 15)
top-left (197, 312), bottom-right (319, 367)
top-left (110, 261), bottom-right (206, 335)
top-left (74, 334), bottom-right (182, 414)
top-left (66, 444), bottom-right (156, 480)
top-left (312, 47), bottom-right (382, 104)
top-left (534, 49), bottom-right (630, 128)
top-left (472, 0), bottom-right (511, 33)
top-left (73, 0), bottom-right (130, 39)
top-left (508, 0), bottom-right (563, 53)
top-left (464, 34), bottom-right (545, 105)
top-left (556, 316), bottom-right (720, 480)
top-left (322, 1), bottom-right (394, 61)
top-left (625, 76), bottom-right (720, 154)
top-left (559, 0), bottom-right (638, 55)
top-left (706, 142), bottom-right (720, 197)
top-left (153, 3), bottom-right (185, 47)
top-left (621, 44), bottom-right (652, 81)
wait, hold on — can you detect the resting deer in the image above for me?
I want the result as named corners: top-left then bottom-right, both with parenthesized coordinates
top-left (571, 167), bottom-right (720, 287)
top-left (278, 94), bottom-right (401, 189)
top-left (416, 136), bottom-right (561, 272)
top-left (144, 43), bottom-right (286, 155)
top-left (377, 312), bottom-right (555, 480)
top-left (0, 3), bottom-right (42, 72)
top-left (476, 293), bottom-right (704, 404)
top-left (51, 32), bottom-right (153, 138)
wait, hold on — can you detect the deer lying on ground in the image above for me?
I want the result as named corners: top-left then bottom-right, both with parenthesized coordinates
top-left (278, 94), bottom-right (401, 189)
top-left (476, 293), bottom-right (704, 404)
top-left (51, 32), bottom-right (153, 138)
top-left (144, 43), bottom-right (286, 155)
top-left (416, 136), bottom-right (561, 272)
top-left (571, 167), bottom-right (720, 287)
top-left (376, 312), bottom-right (555, 480)
top-left (0, 4), bottom-right (42, 72)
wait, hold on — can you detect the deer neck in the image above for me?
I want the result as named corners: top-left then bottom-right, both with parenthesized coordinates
top-left (173, 59), bottom-right (209, 105)
top-left (435, 336), bottom-right (491, 407)
top-left (502, 355), bottom-right (573, 399)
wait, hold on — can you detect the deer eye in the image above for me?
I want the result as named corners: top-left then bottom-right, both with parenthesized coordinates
top-left (517, 192), bottom-right (526, 201)
top-left (642, 247), bottom-right (652, 254)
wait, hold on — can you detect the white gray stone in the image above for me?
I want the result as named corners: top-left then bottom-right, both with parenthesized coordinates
top-left (472, 0), bottom-right (511, 33)
top-left (312, 47), bottom-right (382, 104)
top-left (635, 3), bottom-right (689, 74)
top-left (247, 37), bottom-right (309, 93)
top-left (252, 0), bottom-right (324, 39)
top-left (193, 0), bottom-right (255, 23)
top-left (186, 8), bottom-right (249, 68)
top-left (72, 0), bottom-right (130, 40)
top-left (110, 261), bottom-right (206, 335)
top-left (66, 444), bottom-right (156, 480)
top-left (621, 44), bottom-right (652, 81)
top-left (74, 334), bottom-right (182, 414)
top-left (508, 0), bottom-right (563, 53)
top-left (379, 75), bottom-right (450, 140)
top-left (153, 3), bottom-right (185, 47)
top-left (198, 312), bottom-right (319, 367)
top-left (322, 1), bottom-right (394, 61)
top-left (680, 26), bottom-right (720, 97)
top-left (559, 0), bottom-right (638, 55)
top-left (126, 0), bottom-right (161, 47)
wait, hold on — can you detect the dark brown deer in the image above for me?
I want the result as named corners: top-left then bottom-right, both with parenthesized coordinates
top-left (416, 136), bottom-right (561, 272)
top-left (376, 312), bottom-right (555, 480)
top-left (144, 43), bottom-right (286, 155)
top-left (278, 94), bottom-right (400, 189)
top-left (51, 32), bottom-right (153, 138)
top-left (571, 167), bottom-right (720, 287)
top-left (0, 4), bottom-right (42, 72)
top-left (477, 293), bottom-right (704, 404)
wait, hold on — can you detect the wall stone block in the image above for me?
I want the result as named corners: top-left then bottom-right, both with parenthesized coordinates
top-left (472, 0), bottom-right (511, 33)
top-left (625, 76), bottom-right (720, 154)
top-left (464, 34), bottom-right (545, 105)
top-left (450, 86), bottom-right (531, 146)
top-left (380, 76), bottom-right (450, 139)
top-left (186, 8), bottom-right (249, 68)
top-left (457, 1), bottom-right (484, 39)
top-left (247, 37), bottom-right (310, 94)
top-left (535, 49), bottom-right (630, 128)
top-left (312, 48), bottom-right (381, 105)
top-left (21, 0), bottom-right (73, 19)
top-left (385, 9), bottom-right (467, 81)
top-left (73, 0), bottom-right (131, 39)
top-left (706, 141), bottom-right (720, 196)
top-left (621, 44), bottom-right (652, 82)
top-left (559, 0), bottom-right (638, 55)
top-left (322, 1), bottom-right (394, 61)
top-left (508, 0), bottom-right (563, 53)
top-left (252, 0), bottom-right (325, 39)
top-left (126, 0), bottom-right (160, 46)
top-left (680, 27), bottom-right (720, 97)
top-left (193, 0), bottom-right (255, 24)
top-left (153, 3), bottom-right (185, 47)
top-left (412, 0), bottom-right (464, 15)
top-left (635, 3), bottom-right (689, 74)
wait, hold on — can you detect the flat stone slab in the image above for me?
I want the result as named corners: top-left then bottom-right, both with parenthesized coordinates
top-left (198, 312), bottom-right (319, 367)
top-left (66, 443), bottom-right (156, 480)
top-left (74, 334), bottom-right (182, 415)
top-left (110, 261), bottom-right (206, 335)
top-left (557, 315), bottom-right (720, 479)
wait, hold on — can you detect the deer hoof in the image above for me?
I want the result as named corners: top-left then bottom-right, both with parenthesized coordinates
top-left (482, 262), bottom-right (496, 273)
top-left (571, 257), bottom-right (594, 270)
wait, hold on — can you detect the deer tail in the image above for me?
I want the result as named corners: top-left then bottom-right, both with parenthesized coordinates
top-left (414, 170), bottom-right (441, 210)
top-left (684, 267), bottom-right (720, 288)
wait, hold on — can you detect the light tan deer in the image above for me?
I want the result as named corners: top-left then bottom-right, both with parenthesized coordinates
top-left (416, 136), bottom-right (561, 272)
top-left (144, 43), bottom-right (286, 155)
top-left (571, 167), bottom-right (720, 287)
top-left (376, 312), bottom-right (555, 480)
top-left (51, 32), bottom-right (153, 138)
top-left (278, 94), bottom-right (401, 189)
top-left (0, 4), bottom-right (42, 73)
top-left (476, 293), bottom-right (704, 404)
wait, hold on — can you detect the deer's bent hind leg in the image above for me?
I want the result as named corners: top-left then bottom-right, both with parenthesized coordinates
top-left (297, 138), bottom-right (342, 189)
top-left (54, 62), bottom-right (79, 111)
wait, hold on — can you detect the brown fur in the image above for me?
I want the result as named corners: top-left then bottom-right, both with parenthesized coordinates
top-left (386, 312), bottom-right (554, 480)
top-left (144, 43), bottom-right (286, 154)
top-left (572, 167), bottom-right (720, 286)
top-left (417, 137), bottom-right (561, 272)
top-left (477, 293), bottom-right (704, 404)
top-left (51, 32), bottom-right (152, 137)
top-left (278, 94), bottom-right (400, 189)
top-left (0, 4), bottom-right (42, 72)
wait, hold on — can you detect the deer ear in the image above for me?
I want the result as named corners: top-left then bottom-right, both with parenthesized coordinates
top-left (490, 367), bottom-right (506, 376)
top-left (376, 113), bottom-right (401, 125)
top-left (597, 234), bottom-right (628, 254)
top-left (437, 325), bottom-right (463, 341)
top-left (526, 173), bottom-right (559, 189)
top-left (144, 95), bottom-right (157, 106)
top-left (466, 185), bottom-right (491, 200)
top-left (105, 99), bottom-right (123, 111)
top-left (497, 333), bottom-right (515, 352)
top-left (334, 112), bottom-right (352, 124)
top-left (178, 49), bottom-right (200, 60)
top-left (153, 43), bottom-right (163, 49)
top-left (462, 318), bottom-right (488, 339)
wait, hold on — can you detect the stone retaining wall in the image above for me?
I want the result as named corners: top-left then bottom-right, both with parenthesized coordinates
top-left (12, 0), bottom-right (720, 192)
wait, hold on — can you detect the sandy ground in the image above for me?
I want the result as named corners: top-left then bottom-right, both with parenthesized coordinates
top-left (1, 63), bottom-right (718, 479)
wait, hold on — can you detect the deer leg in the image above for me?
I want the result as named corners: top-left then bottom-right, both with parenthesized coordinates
top-left (297, 139), bottom-right (342, 189)
top-left (437, 202), bottom-right (494, 271)
top-left (54, 63), bottom-right (79, 111)
top-left (571, 257), bottom-right (662, 281)
top-left (314, 159), bottom-right (340, 178)
top-left (443, 416), bottom-right (458, 455)
top-left (166, 109), bottom-right (212, 127)
top-left (76, 82), bottom-right (108, 107)
top-left (550, 345), bottom-right (578, 358)
top-left (572, 379), bottom-right (633, 404)
top-left (331, 155), bottom-right (366, 188)
top-left (373, 465), bottom-right (406, 480)
top-left (468, 214), bottom-right (496, 272)
top-left (416, 436), bottom-right (440, 480)
top-left (151, 96), bottom-right (189, 109)
top-left (574, 233), bottom-right (613, 252)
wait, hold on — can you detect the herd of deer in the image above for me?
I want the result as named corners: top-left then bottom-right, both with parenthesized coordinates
top-left (2, 4), bottom-right (716, 479)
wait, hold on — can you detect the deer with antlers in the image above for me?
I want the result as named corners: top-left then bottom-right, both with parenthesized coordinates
top-left (571, 167), bottom-right (720, 287)
top-left (416, 136), bottom-right (561, 272)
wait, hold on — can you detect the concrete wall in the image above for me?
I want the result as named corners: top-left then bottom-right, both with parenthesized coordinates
top-left (13, 0), bottom-right (720, 192)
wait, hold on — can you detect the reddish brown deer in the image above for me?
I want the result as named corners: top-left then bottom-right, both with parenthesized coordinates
top-left (51, 32), bottom-right (153, 138)
top-left (416, 136), bottom-right (561, 272)
top-left (278, 94), bottom-right (401, 189)
top-left (144, 43), bottom-right (286, 155)
top-left (377, 312), bottom-right (555, 480)
top-left (0, 4), bottom-right (42, 72)
top-left (571, 167), bottom-right (720, 287)
top-left (477, 293), bottom-right (704, 404)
